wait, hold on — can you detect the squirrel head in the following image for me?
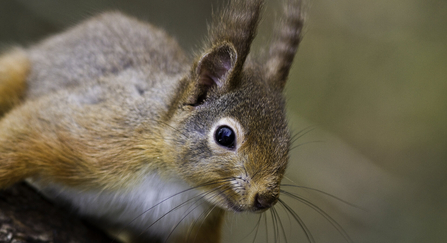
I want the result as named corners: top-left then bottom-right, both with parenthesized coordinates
top-left (162, 0), bottom-right (303, 212)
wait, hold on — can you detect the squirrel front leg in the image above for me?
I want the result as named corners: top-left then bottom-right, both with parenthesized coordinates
top-left (0, 86), bottom-right (153, 190)
top-left (0, 49), bottom-right (103, 189)
top-left (0, 48), bottom-right (32, 187)
top-left (0, 104), bottom-right (44, 188)
top-left (0, 99), bottom-right (88, 188)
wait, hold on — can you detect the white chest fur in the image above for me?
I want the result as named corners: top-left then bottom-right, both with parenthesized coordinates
top-left (29, 173), bottom-right (213, 241)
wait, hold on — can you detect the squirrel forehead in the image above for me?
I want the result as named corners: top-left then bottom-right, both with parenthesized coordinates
top-left (224, 88), bottom-right (287, 124)
top-left (196, 89), bottom-right (287, 128)
top-left (197, 89), bottom-right (285, 117)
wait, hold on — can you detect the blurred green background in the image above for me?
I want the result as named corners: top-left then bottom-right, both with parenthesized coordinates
top-left (1, 0), bottom-right (446, 242)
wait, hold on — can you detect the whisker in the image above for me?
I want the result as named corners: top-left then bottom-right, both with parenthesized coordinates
top-left (189, 205), bottom-right (218, 243)
top-left (250, 214), bottom-right (263, 243)
top-left (281, 191), bottom-right (353, 243)
top-left (112, 178), bottom-right (233, 242)
top-left (270, 208), bottom-right (279, 243)
top-left (129, 177), bottom-right (233, 224)
top-left (269, 209), bottom-right (276, 243)
top-left (290, 126), bottom-right (314, 139)
top-left (236, 211), bottom-right (264, 243)
top-left (278, 198), bottom-right (294, 238)
top-left (140, 192), bottom-right (205, 238)
top-left (290, 126), bottom-right (316, 145)
top-left (144, 185), bottom-right (227, 241)
top-left (289, 140), bottom-right (324, 152)
top-left (272, 207), bottom-right (288, 243)
top-left (281, 184), bottom-right (363, 210)
top-left (265, 213), bottom-right (269, 243)
top-left (165, 184), bottom-right (235, 243)
top-left (163, 193), bottom-right (213, 243)
top-left (187, 186), bottom-right (234, 243)
top-left (278, 198), bottom-right (315, 243)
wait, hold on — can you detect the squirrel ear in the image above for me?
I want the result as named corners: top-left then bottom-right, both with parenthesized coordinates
top-left (197, 43), bottom-right (237, 89)
top-left (186, 43), bottom-right (237, 106)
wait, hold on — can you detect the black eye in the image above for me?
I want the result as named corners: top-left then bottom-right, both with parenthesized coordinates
top-left (215, 126), bottom-right (236, 149)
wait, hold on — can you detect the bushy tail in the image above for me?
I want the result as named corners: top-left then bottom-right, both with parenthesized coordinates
top-left (0, 48), bottom-right (30, 117)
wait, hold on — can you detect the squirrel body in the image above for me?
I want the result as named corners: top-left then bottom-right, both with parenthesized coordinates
top-left (0, 1), bottom-right (304, 242)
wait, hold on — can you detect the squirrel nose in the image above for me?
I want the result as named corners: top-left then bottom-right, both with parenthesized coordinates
top-left (254, 192), bottom-right (277, 211)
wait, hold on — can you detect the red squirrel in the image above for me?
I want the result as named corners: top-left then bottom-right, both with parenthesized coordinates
top-left (0, 0), bottom-right (308, 242)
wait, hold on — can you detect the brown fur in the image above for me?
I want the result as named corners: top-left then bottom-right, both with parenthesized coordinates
top-left (0, 48), bottom-right (29, 117)
top-left (0, 0), bottom-right (304, 242)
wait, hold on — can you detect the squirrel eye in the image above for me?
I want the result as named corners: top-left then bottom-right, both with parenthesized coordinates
top-left (214, 126), bottom-right (236, 149)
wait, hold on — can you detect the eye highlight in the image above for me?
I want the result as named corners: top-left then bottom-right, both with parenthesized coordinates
top-left (214, 126), bottom-right (236, 149)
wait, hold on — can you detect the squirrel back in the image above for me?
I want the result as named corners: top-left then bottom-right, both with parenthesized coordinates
top-left (26, 12), bottom-right (189, 100)
top-left (0, 0), bottom-right (304, 242)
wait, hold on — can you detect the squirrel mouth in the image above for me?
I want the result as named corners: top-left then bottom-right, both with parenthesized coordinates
top-left (216, 192), bottom-right (264, 213)
top-left (226, 200), bottom-right (244, 212)
top-left (223, 197), bottom-right (270, 213)
top-left (212, 191), bottom-right (245, 212)
top-left (214, 189), bottom-right (278, 213)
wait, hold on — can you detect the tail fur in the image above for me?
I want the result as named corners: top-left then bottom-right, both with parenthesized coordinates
top-left (0, 48), bottom-right (30, 117)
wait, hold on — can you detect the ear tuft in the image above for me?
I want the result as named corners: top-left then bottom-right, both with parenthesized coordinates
top-left (265, 0), bottom-right (304, 91)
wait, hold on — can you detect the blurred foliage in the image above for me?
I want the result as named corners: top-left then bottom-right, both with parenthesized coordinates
top-left (289, 0), bottom-right (447, 182)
